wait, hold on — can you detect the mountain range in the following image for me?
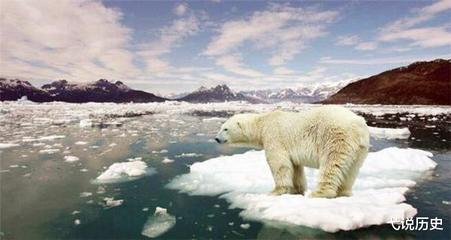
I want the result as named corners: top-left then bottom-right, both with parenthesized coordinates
top-left (0, 78), bottom-right (166, 103)
top-left (1, 59), bottom-right (449, 105)
top-left (240, 81), bottom-right (350, 103)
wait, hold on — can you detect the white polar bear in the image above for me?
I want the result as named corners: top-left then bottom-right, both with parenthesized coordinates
top-left (215, 106), bottom-right (370, 198)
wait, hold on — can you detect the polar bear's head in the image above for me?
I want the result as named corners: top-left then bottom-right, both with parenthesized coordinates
top-left (215, 113), bottom-right (261, 147)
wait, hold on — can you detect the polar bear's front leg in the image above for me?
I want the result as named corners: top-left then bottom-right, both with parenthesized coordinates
top-left (265, 149), bottom-right (296, 195)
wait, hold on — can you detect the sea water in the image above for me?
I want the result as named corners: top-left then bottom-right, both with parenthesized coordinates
top-left (0, 102), bottom-right (449, 239)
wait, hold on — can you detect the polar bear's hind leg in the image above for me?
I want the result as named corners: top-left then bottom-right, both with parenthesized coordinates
top-left (311, 140), bottom-right (355, 198)
top-left (337, 146), bottom-right (368, 197)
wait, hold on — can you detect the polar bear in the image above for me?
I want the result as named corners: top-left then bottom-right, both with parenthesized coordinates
top-left (215, 106), bottom-right (369, 198)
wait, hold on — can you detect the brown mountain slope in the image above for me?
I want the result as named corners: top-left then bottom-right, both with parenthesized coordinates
top-left (322, 59), bottom-right (451, 105)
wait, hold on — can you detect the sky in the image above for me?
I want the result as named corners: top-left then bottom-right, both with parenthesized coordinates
top-left (1, 0), bottom-right (450, 95)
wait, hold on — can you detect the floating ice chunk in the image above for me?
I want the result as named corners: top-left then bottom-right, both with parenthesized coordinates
top-left (0, 143), bottom-right (19, 149)
top-left (80, 192), bottom-right (92, 198)
top-left (64, 156), bottom-right (80, 162)
top-left (39, 148), bottom-right (60, 154)
top-left (368, 127), bottom-right (411, 139)
top-left (75, 141), bottom-right (88, 145)
top-left (141, 207), bottom-right (176, 238)
top-left (240, 223), bottom-right (250, 229)
top-left (79, 119), bottom-right (93, 128)
top-left (102, 197), bottom-right (124, 208)
top-left (74, 219), bottom-right (81, 225)
top-left (202, 117), bottom-right (226, 122)
top-left (93, 161), bottom-right (156, 184)
top-left (162, 158), bottom-right (174, 164)
top-left (22, 135), bottom-right (65, 142)
top-left (167, 147), bottom-right (436, 232)
top-left (174, 153), bottom-right (203, 158)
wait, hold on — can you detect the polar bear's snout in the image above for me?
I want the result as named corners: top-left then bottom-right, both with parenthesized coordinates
top-left (214, 130), bottom-right (228, 144)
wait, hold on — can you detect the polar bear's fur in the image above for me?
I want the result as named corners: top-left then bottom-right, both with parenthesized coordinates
top-left (215, 106), bottom-right (369, 198)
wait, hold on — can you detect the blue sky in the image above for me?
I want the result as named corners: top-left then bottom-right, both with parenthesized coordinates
top-left (1, 0), bottom-right (450, 94)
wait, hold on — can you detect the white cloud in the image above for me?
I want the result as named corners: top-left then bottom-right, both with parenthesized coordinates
top-left (355, 41), bottom-right (378, 50)
top-left (204, 4), bottom-right (338, 73)
top-left (378, 0), bottom-right (451, 48)
top-left (215, 54), bottom-right (264, 78)
top-left (138, 14), bottom-right (200, 73)
top-left (0, 0), bottom-right (140, 82)
top-left (336, 35), bottom-right (378, 51)
top-left (336, 35), bottom-right (360, 46)
top-left (379, 26), bottom-right (451, 47)
top-left (174, 3), bottom-right (188, 16)
top-left (273, 67), bottom-right (296, 75)
top-left (319, 54), bottom-right (451, 65)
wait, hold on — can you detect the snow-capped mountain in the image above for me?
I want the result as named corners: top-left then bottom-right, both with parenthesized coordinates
top-left (179, 84), bottom-right (263, 103)
top-left (241, 80), bottom-right (351, 103)
top-left (1, 78), bottom-right (167, 103)
top-left (0, 78), bottom-right (53, 102)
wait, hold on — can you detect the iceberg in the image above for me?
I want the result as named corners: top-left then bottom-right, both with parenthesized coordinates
top-left (167, 147), bottom-right (436, 232)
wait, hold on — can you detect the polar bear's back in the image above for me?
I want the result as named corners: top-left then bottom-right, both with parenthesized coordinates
top-left (260, 106), bottom-right (369, 168)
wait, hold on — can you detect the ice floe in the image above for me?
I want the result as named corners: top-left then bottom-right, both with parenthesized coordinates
top-left (22, 135), bottom-right (65, 143)
top-left (368, 127), bottom-right (411, 139)
top-left (93, 161), bottom-right (156, 184)
top-left (167, 147), bottom-right (436, 232)
top-left (174, 153), bottom-right (203, 158)
top-left (39, 148), bottom-right (60, 154)
top-left (64, 156), bottom-right (80, 162)
top-left (162, 158), bottom-right (174, 164)
top-left (142, 207), bottom-right (176, 238)
top-left (0, 143), bottom-right (19, 149)
top-left (102, 197), bottom-right (124, 208)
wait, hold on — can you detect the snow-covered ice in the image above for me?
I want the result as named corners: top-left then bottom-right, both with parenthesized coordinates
top-left (141, 207), bottom-right (176, 238)
top-left (368, 127), bottom-right (411, 139)
top-left (102, 197), bottom-right (124, 209)
top-left (64, 156), bottom-right (80, 162)
top-left (167, 147), bottom-right (436, 232)
top-left (39, 149), bottom-right (60, 154)
top-left (0, 143), bottom-right (20, 149)
top-left (162, 158), bottom-right (174, 164)
top-left (174, 153), bottom-right (203, 158)
top-left (93, 161), bottom-right (156, 184)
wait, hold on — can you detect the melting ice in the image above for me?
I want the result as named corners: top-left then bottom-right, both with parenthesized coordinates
top-left (167, 147), bottom-right (436, 232)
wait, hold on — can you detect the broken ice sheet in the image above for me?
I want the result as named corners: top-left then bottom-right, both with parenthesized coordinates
top-left (142, 207), bottom-right (176, 238)
top-left (167, 147), bottom-right (437, 232)
top-left (368, 126), bottom-right (411, 139)
top-left (101, 197), bottom-right (124, 209)
top-left (92, 161), bottom-right (156, 184)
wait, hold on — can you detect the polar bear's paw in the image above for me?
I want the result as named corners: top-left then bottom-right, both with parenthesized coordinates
top-left (310, 189), bottom-right (337, 198)
top-left (270, 186), bottom-right (296, 195)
